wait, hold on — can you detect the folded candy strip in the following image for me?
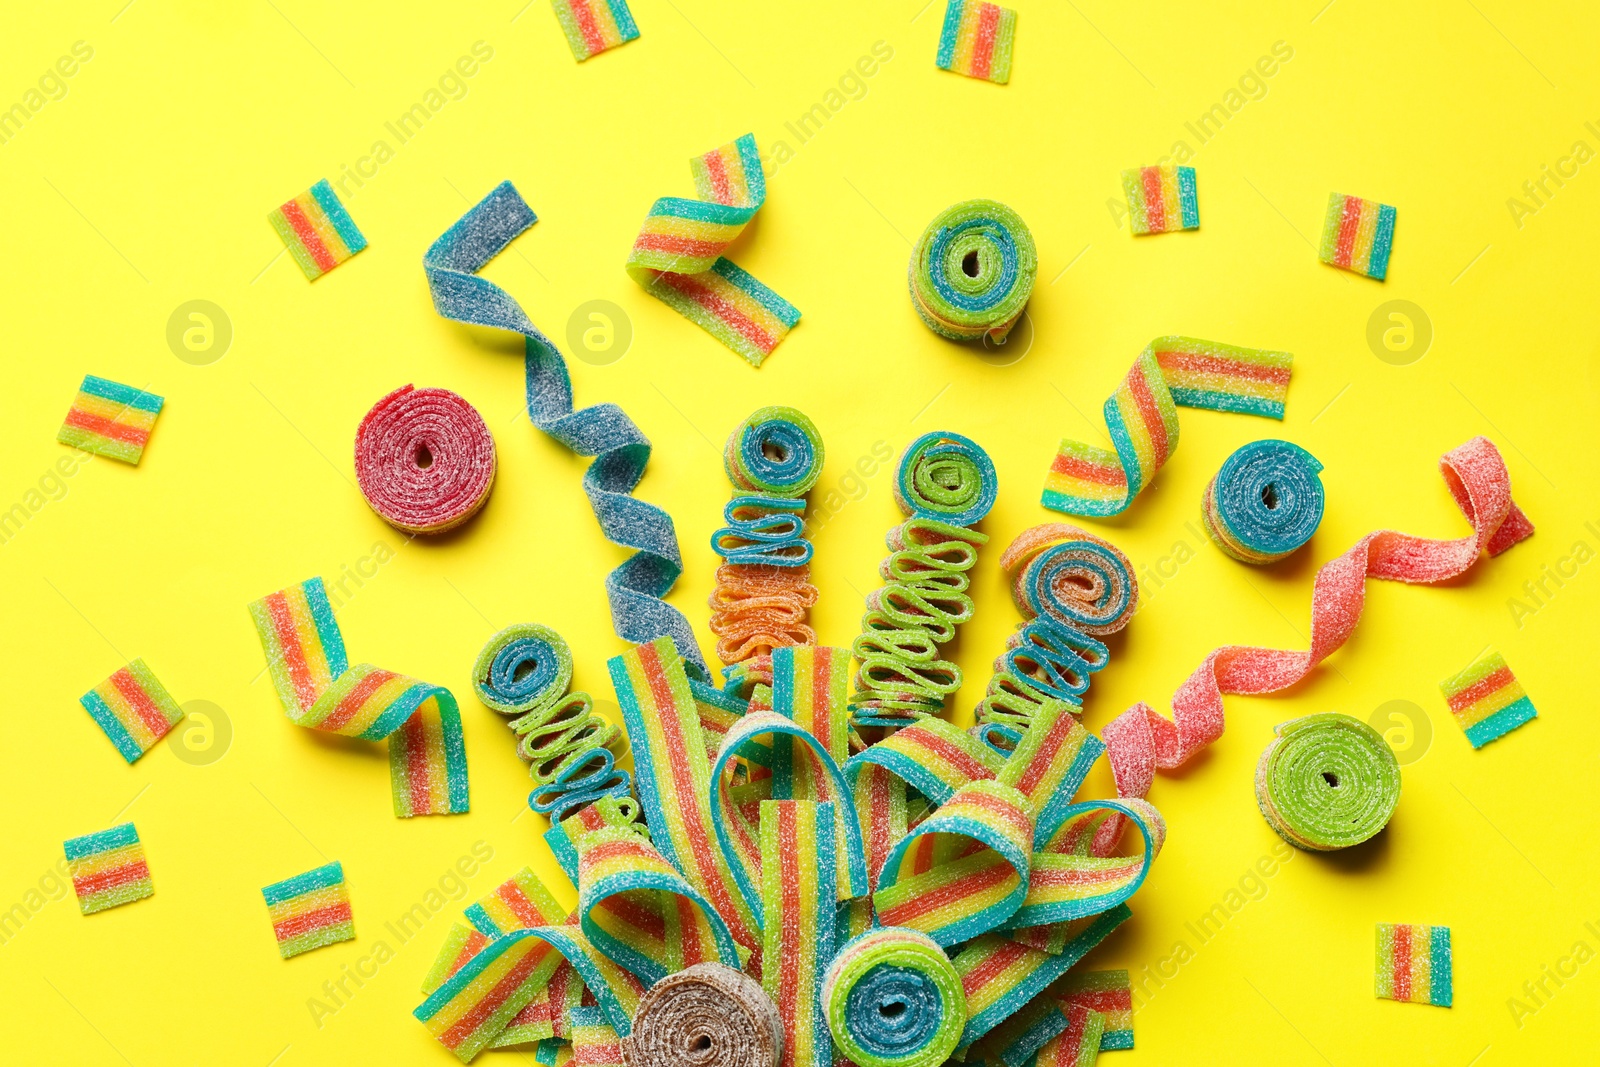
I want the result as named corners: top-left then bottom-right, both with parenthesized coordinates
top-left (79, 657), bottom-right (185, 763)
top-left (262, 861), bottom-right (354, 958)
top-left (65, 823), bottom-right (153, 915)
top-left (57, 374), bottom-right (162, 465)
top-left (1440, 648), bottom-right (1537, 749)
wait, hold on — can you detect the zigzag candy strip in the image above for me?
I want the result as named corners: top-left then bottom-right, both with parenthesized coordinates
top-left (1042, 337), bottom-right (1293, 517)
top-left (1440, 648), bottom-right (1537, 749)
top-left (1319, 192), bottom-right (1397, 280)
top-left (1122, 165), bottom-right (1198, 235)
top-left (1102, 436), bottom-right (1534, 802)
top-left (79, 657), bottom-right (185, 763)
top-left (936, 0), bottom-right (1018, 84)
top-left (1376, 923), bottom-right (1452, 1007)
top-left (760, 801), bottom-right (836, 1067)
top-left (262, 861), bottom-right (354, 958)
top-left (626, 133), bottom-right (800, 366)
top-left (550, 0), bottom-right (639, 62)
top-left (57, 374), bottom-right (162, 465)
top-left (268, 179), bottom-right (367, 281)
top-left (249, 576), bottom-right (468, 816)
top-left (822, 927), bottom-right (967, 1067)
top-left (426, 182), bottom-right (706, 677)
top-left (65, 823), bottom-right (153, 915)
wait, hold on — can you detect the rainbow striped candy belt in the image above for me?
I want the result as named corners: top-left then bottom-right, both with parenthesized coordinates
top-left (248, 577), bottom-right (467, 817)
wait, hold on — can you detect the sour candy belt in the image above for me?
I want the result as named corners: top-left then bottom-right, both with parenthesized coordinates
top-left (268, 178), bottom-right (367, 281)
top-left (1201, 439), bottom-right (1325, 564)
top-left (550, 0), bottom-right (639, 62)
top-left (1122, 165), bottom-right (1198, 234)
top-left (909, 199), bottom-right (1036, 341)
top-left (79, 657), bottom-right (185, 763)
top-left (626, 134), bottom-right (800, 367)
top-left (57, 374), bottom-right (162, 465)
top-left (1102, 436), bottom-right (1534, 802)
top-left (1319, 192), bottom-right (1396, 280)
top-left (623, 962), bottom-right (784, 1067)
top-left (262, 861), bottom-right (355, 958)
top-left (1042, 337), bottom-right (1293, 517)
top-left (250, 576), bottom-right (469, 816)
top-left (1376, 923), bottom-right (1451, 1007)
top-left (65, 822), bottom-right (153, 915)
top-left (1254, 713), bottom-right (1400, 851)
top-left (935, 0), bottom-right (1018, 84)
top-left (425, 181), bottom-right (707, 677)
top-left (1440, 648), bottom-right (1537, 749)
top-left (355, 384), bottom-right (496, 535)
top-left (759, 801), bottom-right (836, 1067)
top-left (822, 927), bottom-right (966, 1067)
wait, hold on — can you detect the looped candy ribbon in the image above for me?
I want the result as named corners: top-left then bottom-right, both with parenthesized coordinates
top-left (626, 134), bottom-right (800, 367)
top-left (249, 577), bottom-right (467, 817)
top-left (425, 181), bottom-right (706, 678)
top-left (1042, 336), bottom-right (1294, 517)
top-left (1103, 436), bottom-right (1535, 801)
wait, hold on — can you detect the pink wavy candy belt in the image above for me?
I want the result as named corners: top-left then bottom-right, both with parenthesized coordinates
top-left (1102, 436), bottom-right (1534, 802)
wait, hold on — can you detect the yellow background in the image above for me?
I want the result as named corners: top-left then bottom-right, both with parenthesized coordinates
top-left (3, 1), bottom-right (1598, 1063)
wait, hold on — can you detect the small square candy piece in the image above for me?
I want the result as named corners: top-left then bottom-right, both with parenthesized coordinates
top-left (80, 658), bottom-right (185, 763)
top-left (1376, 923), bottom-right (1452, 1006)
top-left (551, 0), bottom-right (640, 62)
top-left (1318, 192), bottom-right (1396, 280)
top-left (263, 861), bottom-right (355, 958)
top-left (1122, 166), bottom-right (1198, 234)
top-left (57, 375), bottom-right (163, 465)
top-left (65, 823), bottom-right (154, 915)
top-left (268, 179), bottom-right (367, 281)
top-left (937, 0), bottom-right (1017, 84)
top-left (1440, 648), bottom-right (1537, 748)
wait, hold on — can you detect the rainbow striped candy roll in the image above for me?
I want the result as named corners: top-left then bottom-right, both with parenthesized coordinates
top-left (1031, 1005), bottom-right (1105, 1067)
top-left (936, 0), bottom-right (1017, 84)
top-left (1121, 165), bottom-right (1198, 235)
top-left (262, 861), bottom-right (354, 958)
top-left (952, 906), bottom-right (1130, 1050)
top-left (624, 963), bottom-right (784, 1067)
top-left (1376, 923), bottom-right (1452, 1007)
top-left (249, 576), bottom-right (469, 816)
top-left (57, 374), bottom-right (162, 465)
top-left (550, 0), bottom-right (638, 62)
top-left (909, 200), bottom-right (1036, 342)
top-left (1202, 439), bottom-right (1325, 564)
top-left (1007, 798), bottom-right (1164, 930)
top-left (1042, 337), bottom-right (1294, 518)
top-left (1255, 713), bottom-right (1400, 851)
top-left (760, 801), bottom-right (836, 1067)
top-left (1054, 970), bottom-right (1133, 1050)
top-left (268, 179), bottom-right (367, 281)
top-left (1319, 192), bottom-right (1397, 280)
top-left (79, 658), bottom-right (185, 763)
top-left (626, 134), bottom-right (800, 366)
top-left (609, 637), bottom-right (761, 958)
top-left (822, 927), bottom-right (966, 1067)
top-left (65, 823), bottom-right (152, 915)
top-left (1440, 649), bottom-right (1537, 749)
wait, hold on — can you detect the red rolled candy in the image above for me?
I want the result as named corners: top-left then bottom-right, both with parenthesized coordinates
top-left (355, 385), bottom-right (496, 534)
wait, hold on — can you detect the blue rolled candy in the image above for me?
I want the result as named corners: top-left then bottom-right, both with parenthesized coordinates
top-left (822, 927), bottom-right (966, 1067)
top-left (710, 495), bottom-right (812, 566)
top-left (1203, 438), bottom-right (1325, 564)
top-left (725, 406), bottom-right (825, 496)
top-left (472, 624), bottom-right (572, 714)
top-left (893, 431), bottom-right (999, 528)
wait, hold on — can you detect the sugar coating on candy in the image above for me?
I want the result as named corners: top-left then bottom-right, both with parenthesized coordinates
top-left (626, 134), bottom-right (800, 366)
top-left (1031, 1005), bottom-right (1105, 1067)
top-left (1043, 337), bottom-right (1293, 518)
top-left (936, 0), bottom-right (1017, 84)
top-left (550, 0), bottom-right (638, 62)
top-left (426, 181), bottom-right (706, 677)
top-left (354, 384), bottom-right (496, 535)
top-left (1254, 713), bottom-right (1399, 851)
top-left (1054, 970), bottom-right (1133, 1050)
top-left (1101, 436), bottom-right (1535, 802)
top-left (909, 200), bottom-right (1036, 342)
top-left (65, 823), bottom-right (153, 915)
top-left (1201, 439), bottom-right (1325, 564)
top-left (267, 179), bottom-right (367, 281)
top-left (57, 374), bottom-right (162, 465)
top-left (262, 861), bottom-right (353, 958)
top-left (821, 927), bottom-right (966, 1067)
top-left (759, 801), bottom-right (836, 1067)
top-left (1319, 192), bottom-right (1396, 280)
top-left (1440, 648), bottom-right (1537, 749)
top-left (622, 962), bottom-right (783, 1067)
top-left (79, 657), bottom-right (185, 763)
top-left (1122, 165), bottom-right (1198, 234)
top-left (1376, 924), bottom-right (1451, 1007)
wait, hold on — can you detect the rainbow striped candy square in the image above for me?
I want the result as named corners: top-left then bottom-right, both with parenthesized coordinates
top-left (1122, 166), bottom-right (1198, 235)
top-left (937, 0), bottom-right (1017, 84)
top-left (80, 658), bottom-right (186, 763)
top-left (57, 375), bottom-right (163, 465)
top-left (551, 0), bottom-right (639, 61)
top-left (1376, 923), bottom-right (1451, 1007)
top-left (1318, 192), bottom-right (1396, 280)
top-left (263, 861), bottom-right (354, 958)
top-left (1441, 649), bottom-right (1537, 749)
top-left (65, 823), bottom-right (153, 915)
top-left (268, 179), bottom-right (367, 281)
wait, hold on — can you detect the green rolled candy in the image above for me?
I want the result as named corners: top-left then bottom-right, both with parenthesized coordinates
top-left (908, 199), bottom-right (1037, 342)
top-left (821, 927), bottom-right (966, 1067)
top-left (1255, 712), bottom-right (1400, 850)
